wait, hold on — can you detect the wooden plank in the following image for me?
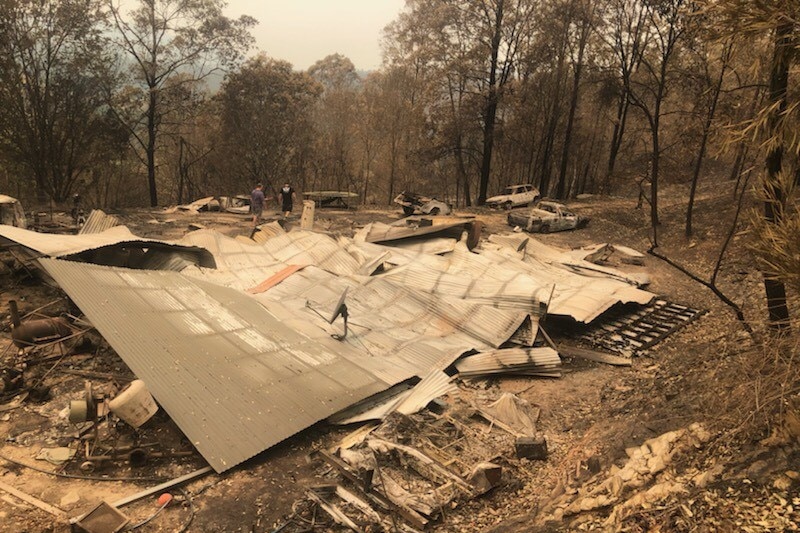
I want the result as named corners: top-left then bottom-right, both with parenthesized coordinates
top-left (0, 480), bottom-right (66, 519)
top-left (313, 450), bottom-right (427, 529)
top-left (366, 438), bottom-right (473, 492)
top-left (307, 488), bottom-right (362, 532)
top-left (558, 346), bottom-right (632, 367)
top-left (111, 466), bottom-right (213, 508)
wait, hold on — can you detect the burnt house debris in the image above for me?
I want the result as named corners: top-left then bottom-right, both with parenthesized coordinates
top-left (0, 210), bottom-right (704, 530)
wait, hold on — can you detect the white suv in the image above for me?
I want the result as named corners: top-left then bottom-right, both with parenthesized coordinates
top-left (486, 184), bottom-right (540, 210)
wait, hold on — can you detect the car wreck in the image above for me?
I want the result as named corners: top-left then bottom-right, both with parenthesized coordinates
top-left (393, 191), bottom-right (452, 216)
top-left (0, 195), bottom-right (27, 229)
top-left (507, 200), bottom-right (590, 233)
top-left (485, 184), bottom-right (540, 210)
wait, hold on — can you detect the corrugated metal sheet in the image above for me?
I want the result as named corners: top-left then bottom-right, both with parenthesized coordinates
top-left (251, 221), bottom-right (286, 244)
top-left (176, 196), bottom-right (215, 211)
top-left (374, 237), bottom-right (653, 323)
top-left (455, 348), bottom-right (562, 377)
top-left (475, 245), bottom-right (654, 323)
top-left (175, 232), bottom-right (534, 368)
top-left (489, 234), bottom-right (650, 287)
top-left (0, 225), bottom-right (215, 267)
top-left (78, 210), bottom-right (120, 235)
top-left (327, 383), bottom-right (414, 424)
top-left (486, 234), bottom-right (531, 254)
top-left (359, 219), bottom-right (473, 243)
top-left (384, 237), bottom-right (457, 255)
top-left (181, 229), bottom-right (363, 278)
top-left (379, 260), bottom-right (550, 314)
top-left (393, 370), bottom-right (457, 415)
top-left (330, 370), bottom-right (457, 425)
top-left (258, 268), bottom-right (535, 366)
top-left (39, 259), bottom-right (423, 473)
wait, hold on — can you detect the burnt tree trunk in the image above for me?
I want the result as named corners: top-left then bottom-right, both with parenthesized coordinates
top-left (556, 15), bottom-right (590, 200)
top-left (761, 18), bottom-right (792, 329)
top-left (539, 41), bottom-right (567, 198)
top-left (686, 44), bottom-right (729, 237)
top-left (478, 0), bottom-right (504, 206)
top-left (454, 135), bottom-right (471, 207)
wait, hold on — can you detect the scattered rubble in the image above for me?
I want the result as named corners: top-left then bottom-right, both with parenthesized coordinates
top-left (0, 202), bottom-right (718, 531)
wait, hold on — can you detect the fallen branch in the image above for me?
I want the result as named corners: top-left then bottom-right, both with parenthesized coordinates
top-left (647, 172), bottom-right (756, 339)
top-left (647, 247), bottom-right (753, 338)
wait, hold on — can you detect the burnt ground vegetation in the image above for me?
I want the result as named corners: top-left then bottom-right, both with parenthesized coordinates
top-left (0, 178), bottom-right (797, 532)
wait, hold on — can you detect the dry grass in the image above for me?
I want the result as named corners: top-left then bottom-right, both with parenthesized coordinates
top-left (717, 330), bottom-right (800, 443)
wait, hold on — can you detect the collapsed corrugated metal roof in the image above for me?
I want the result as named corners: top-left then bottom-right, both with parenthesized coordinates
top-left (39, 258), bottom-right (424, 473)
top-left (381, 236), bottom-right (457, 255)
top-left (250, 221), bottom-right (286, 244)
top-left (78, 210), bottom-right (120, 235)
top-left (177, 236), bottom-right (536, 369)
top-left (180, 229), bottom-right (362, 278)
top-left (376, 238), bottom-right (653, 323)
top-left (254, 268), bottom-right (536, 361)
top-left (475, 244), bottom-right (654, 323)
top-left (0, 225), bottom-right (215, 269)
top-left (487, 234), bottom-right (649, 287)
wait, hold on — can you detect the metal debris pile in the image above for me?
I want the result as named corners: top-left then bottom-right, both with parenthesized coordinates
top-left (0, 211), bottom-right (701, 530)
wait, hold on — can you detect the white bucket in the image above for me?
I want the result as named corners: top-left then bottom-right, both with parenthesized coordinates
top-left (109, 380), bottom-right (158, 428)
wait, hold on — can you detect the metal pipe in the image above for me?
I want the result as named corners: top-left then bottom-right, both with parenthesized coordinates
top-left (11, 317), bottom-right (71, 348)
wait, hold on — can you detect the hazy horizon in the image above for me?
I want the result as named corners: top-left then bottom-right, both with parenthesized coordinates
top-left (224, 0), bottom-right (405, 71)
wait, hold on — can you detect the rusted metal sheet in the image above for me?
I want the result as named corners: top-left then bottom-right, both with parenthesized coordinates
top-left (39, 259), bottom-right (421, 473)
top-left (78, 210), bottom-right (120, 235)
top-left (246, 265), bottom-right (305, 294)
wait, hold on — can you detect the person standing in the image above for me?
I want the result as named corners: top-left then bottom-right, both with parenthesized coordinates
top-left (251, 183), bottom-right (265, 226)
top-left (277, 182), bottom-right (297, 219)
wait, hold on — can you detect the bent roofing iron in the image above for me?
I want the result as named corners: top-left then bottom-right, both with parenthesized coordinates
top-left (39, 259), bottom-right (422, 473)
top-left (0, 225), bottom-right (215, 269)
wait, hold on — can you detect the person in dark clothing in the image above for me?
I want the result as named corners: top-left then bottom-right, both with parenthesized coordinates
top-left (277, 183), bottom-right (297, 219)
top-left (251, 183), bottom-right (265, 226)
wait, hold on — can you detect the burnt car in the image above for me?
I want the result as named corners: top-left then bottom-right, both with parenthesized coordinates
top-left (393, 191), bottom-right (452, 216)
top-left (507, 200), bottom-right (590, 233)
top-left (0, 195), bottom-right (27, 228)
top-left (486, 184), bottom-right (540, 210)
